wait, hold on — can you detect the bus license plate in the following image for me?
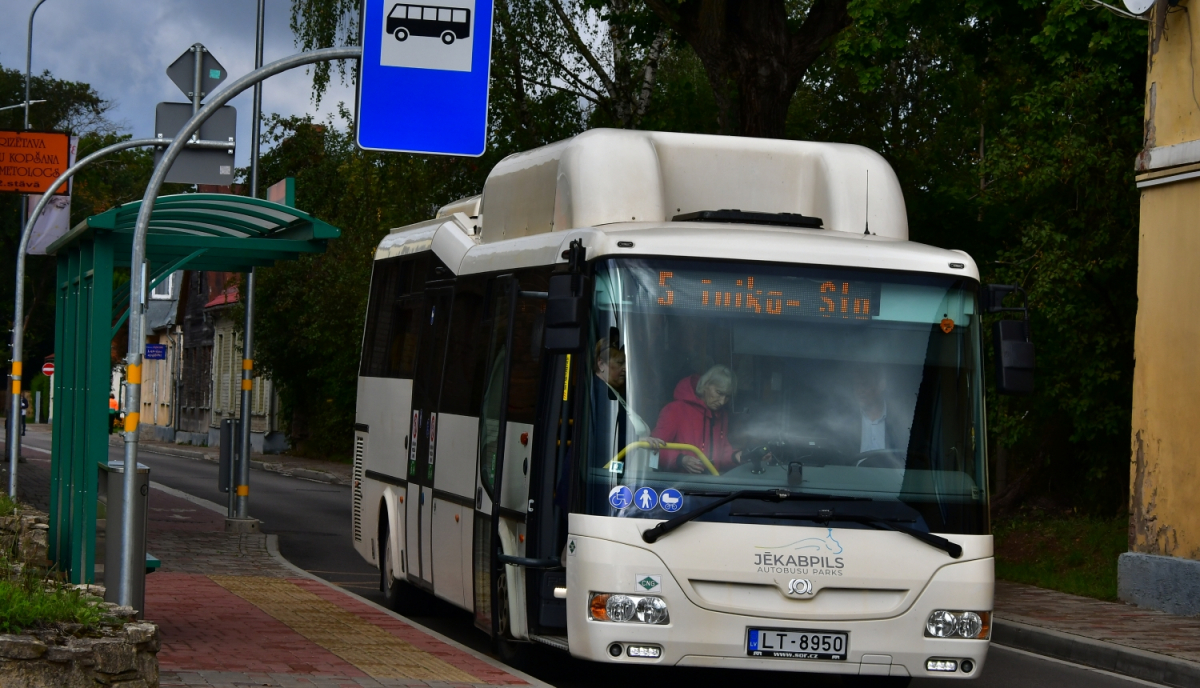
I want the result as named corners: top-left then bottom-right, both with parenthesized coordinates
top-left (747, 628), bottom-right (848, 660)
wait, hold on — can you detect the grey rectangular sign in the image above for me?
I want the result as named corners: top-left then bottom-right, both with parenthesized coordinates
top-left (154, 102), bottom-right (236, 185)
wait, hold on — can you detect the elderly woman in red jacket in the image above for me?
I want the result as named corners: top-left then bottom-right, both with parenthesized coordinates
top-left (648, 365), bottom-right (747, 474)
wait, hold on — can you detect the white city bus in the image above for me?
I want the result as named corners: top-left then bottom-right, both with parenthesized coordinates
top-left (353, 129), bottom-right (1033, 683)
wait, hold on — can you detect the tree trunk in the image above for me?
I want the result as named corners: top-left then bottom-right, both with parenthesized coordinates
top-left (645, 0), bottom-right (850, 137)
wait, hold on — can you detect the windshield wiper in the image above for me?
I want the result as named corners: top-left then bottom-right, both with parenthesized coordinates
top-left (737, 509), bottom-right (963, 558)
top-left (640, 490), bottom-right (868, 544)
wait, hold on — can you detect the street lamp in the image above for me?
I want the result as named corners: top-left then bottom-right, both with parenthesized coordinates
top-left (0, 100), bottom-right (46, 113)
top-left (25, 0), bottom-right (51, 129)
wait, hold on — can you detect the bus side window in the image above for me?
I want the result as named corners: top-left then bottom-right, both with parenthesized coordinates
top-left (440, 277), bottom-right (488, 415)
top-left (386, 297), bottom-right (424, 378)
top-left (360, 258), bottom-right (404, 377)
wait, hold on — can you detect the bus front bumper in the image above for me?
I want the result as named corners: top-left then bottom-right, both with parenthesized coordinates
top-left (564, 535), bottom-right (992, 680)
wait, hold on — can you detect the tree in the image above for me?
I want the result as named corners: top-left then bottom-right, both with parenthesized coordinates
top-left (643, 0), bottom-right (851, 136)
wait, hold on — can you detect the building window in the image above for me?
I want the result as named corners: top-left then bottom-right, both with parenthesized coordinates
top-left (151, 272), bottom-right (176, 300)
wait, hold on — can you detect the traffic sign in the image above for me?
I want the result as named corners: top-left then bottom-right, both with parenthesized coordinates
top-left (165, 44), bottom-right (227, 102)
top-left (41, 362), bottom-right (54, 376)
top-left (154, 103), bottom-right (236, 185)
top-left (356, 0), bottom-right (494, 156)
top-left (0, 131), bottom-right (70, 194)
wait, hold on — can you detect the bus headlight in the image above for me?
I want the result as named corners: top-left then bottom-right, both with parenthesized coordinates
top-left (925, 610), bottom-right (990, 639)
top-left (589, 593), bottom-right (670, 624)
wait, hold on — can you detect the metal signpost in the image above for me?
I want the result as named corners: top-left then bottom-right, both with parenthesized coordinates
top-left (156, 44), bottom-right (236, 186)
top-left (356, 0), bottom-right (494, 155)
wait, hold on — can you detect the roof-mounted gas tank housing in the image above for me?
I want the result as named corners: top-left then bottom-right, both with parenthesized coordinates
top-left (478, 129), bottom-right (908, 243)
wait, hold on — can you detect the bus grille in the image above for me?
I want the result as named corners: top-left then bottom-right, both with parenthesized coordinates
top-left (352, 433), bottom-right (366, 542)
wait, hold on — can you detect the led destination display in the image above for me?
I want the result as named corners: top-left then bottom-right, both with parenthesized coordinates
top-left (640, 270), bottom-right (882, 320)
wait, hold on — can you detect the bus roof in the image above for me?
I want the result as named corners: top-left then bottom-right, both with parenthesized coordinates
top-left (478, 129), bottom-right (908, 242)
top-left (376, 130), bottom-right (978, 280)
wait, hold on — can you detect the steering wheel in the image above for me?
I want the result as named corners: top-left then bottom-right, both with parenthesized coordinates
top-left (852, 449), bottom-right (906, 469)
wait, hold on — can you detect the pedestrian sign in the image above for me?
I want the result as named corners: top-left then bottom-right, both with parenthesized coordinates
top-left (635, 487), bottom-right (658, 511)
top-left (356, 0), bottom-right (493, 156)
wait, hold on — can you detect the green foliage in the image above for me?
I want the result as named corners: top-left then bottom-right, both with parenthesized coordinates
top-left (0, 579), bottom-right (102, 633)
top-left (994, 509), bottom-right (1128, 600)
top-left (794, 0), bottom-right (1144, 510)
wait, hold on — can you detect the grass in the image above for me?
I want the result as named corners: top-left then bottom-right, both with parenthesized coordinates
top-left (993, 509), bottom-right (1128, 601)
top-left (0, 496), bottom-right (105, 633)
top-left (0, 579), bottom-right (102, 633)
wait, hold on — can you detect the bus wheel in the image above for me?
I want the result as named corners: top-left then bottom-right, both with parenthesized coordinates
top-left (441, 31), bottom-right (456, 45)
top-left (393, 27), bottom-right (409, 41)
top-left (492, 569), bottom-right (531, 667)
top-left (380, 520), bottom-right (421, 614)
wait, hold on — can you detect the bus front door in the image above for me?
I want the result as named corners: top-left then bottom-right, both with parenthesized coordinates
top-left (406, 286), bottom-right (454, 589)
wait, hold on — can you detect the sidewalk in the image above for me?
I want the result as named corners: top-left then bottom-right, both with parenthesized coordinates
top-left (993, 580), bottom-right (1200, 687)
top-left (11, 447), bottom-right (538, 688)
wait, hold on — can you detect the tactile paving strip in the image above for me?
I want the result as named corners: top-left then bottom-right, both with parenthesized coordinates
top-left (210, 575), bottom-right (482, 682)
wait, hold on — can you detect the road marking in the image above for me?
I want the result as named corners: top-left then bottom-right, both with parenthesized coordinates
top-left (210, 575), bottom-right (481, 682)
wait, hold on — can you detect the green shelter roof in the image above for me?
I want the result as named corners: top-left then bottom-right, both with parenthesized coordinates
top-left (49, 193), bottom-right (341, 273)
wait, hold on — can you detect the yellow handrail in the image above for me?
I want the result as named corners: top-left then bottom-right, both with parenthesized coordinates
top-left (603, 441), bottom-right (720, 476)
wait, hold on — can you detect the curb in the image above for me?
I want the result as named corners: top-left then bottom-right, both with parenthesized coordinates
top-left (263, 535), bottom-right (552, 688)
top-left (112, 436), bottom-right (348, 486)
top-left (993, 616), bottom-right (1200, 687)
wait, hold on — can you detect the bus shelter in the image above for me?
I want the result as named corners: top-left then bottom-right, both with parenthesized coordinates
top-left (45, 193), bottom-right (341, 583)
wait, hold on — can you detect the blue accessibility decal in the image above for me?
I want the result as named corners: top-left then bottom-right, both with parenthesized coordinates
top-left (634, 487), bottom-right (659, 511)
top-left (659, 488), bottom-right (683, 513)
top-left (609, 485), bottom-right (633, 510)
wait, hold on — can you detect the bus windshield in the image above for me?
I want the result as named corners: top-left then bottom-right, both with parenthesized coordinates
top-left (578, 257), bottom-right (988, 536)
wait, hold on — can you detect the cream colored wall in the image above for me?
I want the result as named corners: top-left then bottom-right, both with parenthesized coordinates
top-left (140, 332), bottom-right (177, 428)
top-left (1145, 7), bottom-right (1200, 149)
top-left (1131, 177), bottom-right (1200, 560)
top-left (209, 313), bottom-right (276, 435)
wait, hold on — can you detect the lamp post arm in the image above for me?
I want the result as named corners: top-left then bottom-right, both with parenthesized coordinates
top-left (117, 45), bottom-right (362, 607)
top-left (9, 136), bottom-right (167, 498)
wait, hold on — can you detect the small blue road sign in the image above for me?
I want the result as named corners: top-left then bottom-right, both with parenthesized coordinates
top-left (357, 0), bottom-right (493, 156)
top-left (635, 487), bottom-right (658, 511)
top-left (608, 485), bottom-right (633, 510)
top-left (144, 344), bottom-right (167, 360)
top-left (659, 488), bottom-right (683, 513)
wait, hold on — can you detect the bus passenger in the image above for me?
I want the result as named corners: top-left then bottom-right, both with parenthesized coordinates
top-left (648, 365), bottom-right (746, 474)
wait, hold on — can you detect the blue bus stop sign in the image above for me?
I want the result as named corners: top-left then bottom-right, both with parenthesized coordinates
top-left (357, 0), bottom-right (493, 156)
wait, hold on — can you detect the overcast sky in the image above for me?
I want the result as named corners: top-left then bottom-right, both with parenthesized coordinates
top-left (1, 0), bottom-right (357, 169)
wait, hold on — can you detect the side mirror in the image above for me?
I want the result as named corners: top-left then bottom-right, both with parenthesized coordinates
top-left (543, 240), bottom-right (588, 353)
top-left (985, 284), bottom-right (1035, 395)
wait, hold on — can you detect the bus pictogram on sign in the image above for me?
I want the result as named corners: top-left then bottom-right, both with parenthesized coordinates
top-left (387, 3), bottom-right (472, 44)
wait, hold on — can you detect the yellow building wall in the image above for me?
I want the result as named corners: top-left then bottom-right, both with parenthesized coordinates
top-left (1131, 177), bottom-right (1200, 560)
top-left (1145, 8), bottom-right (1200, 149)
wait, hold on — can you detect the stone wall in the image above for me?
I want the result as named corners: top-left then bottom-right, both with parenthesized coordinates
top-left (0, 506), bottom-right (160, 687)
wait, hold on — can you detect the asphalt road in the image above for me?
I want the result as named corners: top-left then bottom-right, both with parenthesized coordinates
top-left (14, 432), bottom-right (1162, 687)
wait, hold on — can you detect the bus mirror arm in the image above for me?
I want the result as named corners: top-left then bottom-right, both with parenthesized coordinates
top-left (498, 553), bottom-right (564, 569)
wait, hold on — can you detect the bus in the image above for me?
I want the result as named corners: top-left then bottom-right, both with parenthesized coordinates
top-left (352, 129), bottom-right (1034, 683)
top-left (386, 3), bottom-right (471, 44)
